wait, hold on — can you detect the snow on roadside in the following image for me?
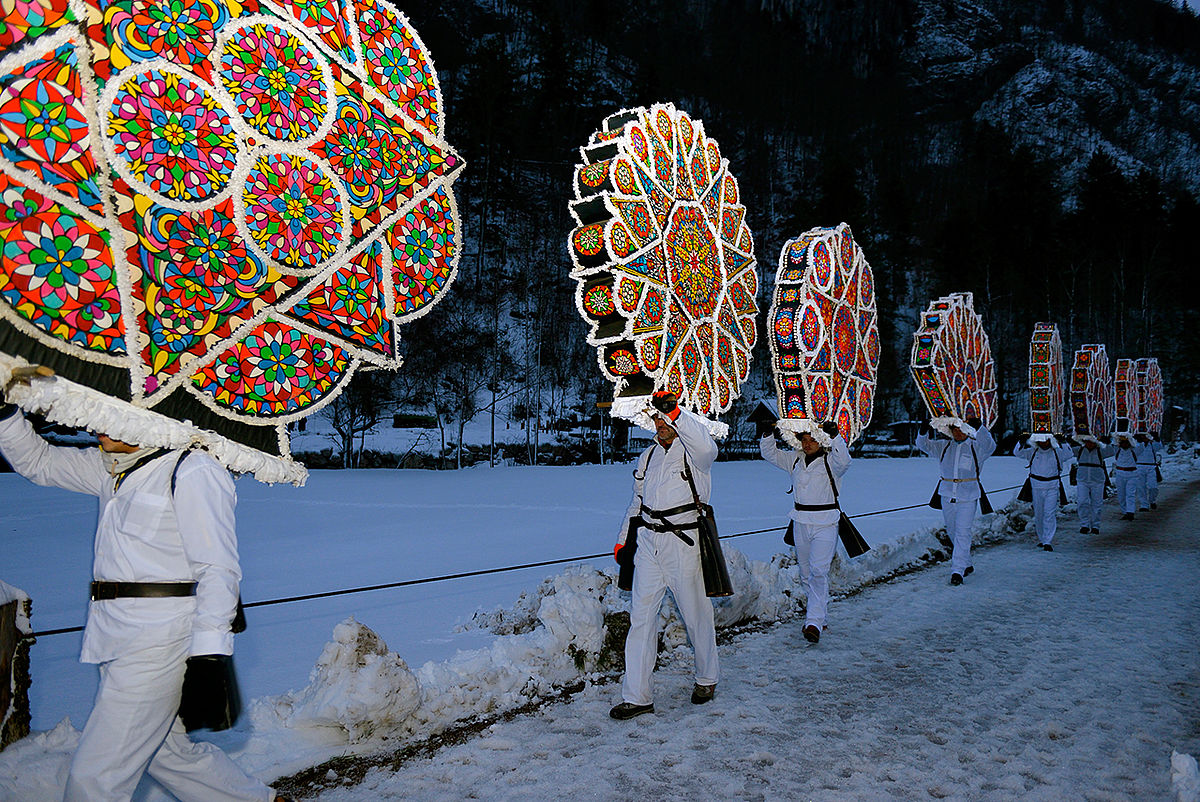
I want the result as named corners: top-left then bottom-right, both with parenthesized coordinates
top-left (254, 495), bottom-right (1038, 761)
top-left (1, 448), bottom-right (1194, 801)
top-left (1175, 750), bottom-right (1200, 802)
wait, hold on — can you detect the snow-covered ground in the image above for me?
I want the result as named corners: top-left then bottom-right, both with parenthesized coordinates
top-left (1, 443), bottom-right (1197, 800)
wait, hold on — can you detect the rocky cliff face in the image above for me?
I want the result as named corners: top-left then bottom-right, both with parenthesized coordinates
top-left (904, 0), bottom-right (1200, 195)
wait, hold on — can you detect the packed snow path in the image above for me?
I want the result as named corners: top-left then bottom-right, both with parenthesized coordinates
top-left (307, 478), bottom-right (1200, 801)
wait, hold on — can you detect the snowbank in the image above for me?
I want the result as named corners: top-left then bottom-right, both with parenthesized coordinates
top-left (1175, 750), bottom-right (1200, 802)
top-left (0, 447), bottom-right (1193, 800)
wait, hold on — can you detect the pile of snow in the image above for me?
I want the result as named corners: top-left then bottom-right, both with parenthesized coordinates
top-left (271, 619), bottom-right (421, 743)
top-left (0, 446), bottom-right (1193, 800)
top-left (1175, 750), bottom-right (1200, 802)
top-left (268, 497), bottom-right (1042, 752)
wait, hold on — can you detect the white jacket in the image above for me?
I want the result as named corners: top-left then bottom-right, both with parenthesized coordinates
top-left (916, 426), bottom-right (997, 502)
top-left (619, 406), bottom-right (717, 543)
top-left (1013, 440), bottom-right (1074, 483)
top-left (1072, 443), bottom-right (1115, 485)
top-left (1113, 442), bottom-right (1140, 470)
top-left (760, 433), bottom-right (851, 526)
top-left (1136, 440), bottom-right (1161, 466)
top-left (0, 410), bottom-right (240, 663)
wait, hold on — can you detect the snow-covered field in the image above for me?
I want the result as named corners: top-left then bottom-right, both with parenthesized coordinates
top-left (1, 444), bottom-right (1197, 800)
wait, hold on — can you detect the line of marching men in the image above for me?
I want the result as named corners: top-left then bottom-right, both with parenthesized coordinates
top-left (608, 396), bottom-right (1165, 721)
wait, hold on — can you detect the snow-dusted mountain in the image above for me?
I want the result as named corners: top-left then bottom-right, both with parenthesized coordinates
top-left (906, 0), bottom-right (1200, 196)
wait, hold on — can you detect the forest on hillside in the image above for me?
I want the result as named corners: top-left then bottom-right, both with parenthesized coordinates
top-left (321, 0), bottom-right (1200, 466)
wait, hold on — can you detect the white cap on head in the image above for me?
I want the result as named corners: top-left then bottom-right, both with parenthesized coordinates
top-left (931, 416), bottom-right (976, 439)
top-left (776, 417), bottom-right (832, 450)
top-left (1072, 433), bottom-right (1099, 445)
top-left (609, 394), bottom-right (729, 439)
top-left (1029, 432), bottom-right (1054, 444)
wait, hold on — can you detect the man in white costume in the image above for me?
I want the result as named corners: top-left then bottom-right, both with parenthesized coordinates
top-left (916, 416), bottom-right (995, 585)
top-left (1072, 434), bottom-right (1115, 534)
top-left (1014, 432), bottom-right (1074, 551)
top-left (1134, 432), bottom-right (1161, 511)
top-left (759, 418), bottom-right (849, 643)
top-left (1112, 432), bottom-right (1140, 520)
top-left (611, 392), bottom-right (718, 720)
top-left (0, 396), bottom-right (286, 802)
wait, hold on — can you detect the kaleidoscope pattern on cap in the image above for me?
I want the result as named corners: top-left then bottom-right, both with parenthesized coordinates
top-left (909, 292), bottom-right (997, 428)
top-left (1069, 343), bottom-right (1112, 437)
top-left (1133, 357), bottom-right (1162, 435)
top-left (0, 0), bottom-right (464, 483)
top-left (567, 103), bottom-right (757, 422)
top-left (767, 223), bottom-right (878, 445)
top-left (1027, 322), bottom-right (1063, 434)
top-left (1113, 358), bottom-right (1138, 435)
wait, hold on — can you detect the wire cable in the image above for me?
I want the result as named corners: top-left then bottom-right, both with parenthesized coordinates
top-left (26, 482), bottom-right (1024, 638)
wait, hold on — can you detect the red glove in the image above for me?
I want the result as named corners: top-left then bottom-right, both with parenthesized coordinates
top-left (651, 391), bottom-right (680, 420)
top-left (614, 543), bottom-right (623, 563)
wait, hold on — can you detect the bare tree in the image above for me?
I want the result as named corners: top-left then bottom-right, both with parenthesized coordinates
top-left (321, 370), bottom-right (393, 468)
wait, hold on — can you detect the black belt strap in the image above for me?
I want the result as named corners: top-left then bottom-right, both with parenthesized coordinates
top-left (90, 581), bottom-right (197, 601)
top-left (1030, 473), bottom-right (1059, 482)
top-left (794, 502), bottom-right (838, 511)
top-left (639, 504), bottom-right (699, 546)
top-left (1115, 466), bottom-right (1137, 472)
top-left (642, 501), bottom-right (701, 519)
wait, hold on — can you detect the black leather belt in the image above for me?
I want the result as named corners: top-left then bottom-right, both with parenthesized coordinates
top-left (639, 504), bottom-right (699, 546)
top-left (1030, 474), bottom-right (1059, 481)
top-left (90, 581), bottom-right (197, 600)
top-left (641, 502), bottom-right (699, 518)
top-left (1115, 466), bottom-right (1137, 472)
top-left (794, 502), bottom-right (838, 511)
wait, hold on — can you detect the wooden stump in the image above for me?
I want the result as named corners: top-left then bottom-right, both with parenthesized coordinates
top-left (0, 596), bottom-right (32, 750)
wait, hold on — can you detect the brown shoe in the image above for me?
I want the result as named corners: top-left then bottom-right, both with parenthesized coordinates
top-left (802, 624), bottom-right (821, 643)
top-left (691, 683), bottom-right (715, 704)
top-left (610, 701), bottom-right (654, 720)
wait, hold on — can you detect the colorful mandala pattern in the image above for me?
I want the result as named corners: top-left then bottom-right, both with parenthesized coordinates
top-left (768, 224), bottom-right (879, 445)
top-left (568, 103), bottom-right (757, 418)
top-left (1069, 344), bottom-right (1112, 437)
top-left (909, 292), bottom-right (998, 428)
top-left (0, 44), bottom-right (104, 213)
top-left (191, 319), bottom-right (350, 415)
top-left (107, 68), bottom-right (239, 202)
top-left (1113, 359), bottom-right (1138, 434)
top-left (0, 0), bottom-right (73, 52)
top-left (0, 173), bottom-right (124, 352)
top-left (0, 0), bottom-right (464, 478)
top-left (357, 0), bottom-right (439, 133)
top-left (1027, 322), bottom-right (1064, 434)
top-left (1134, 357), bottom-right (1162, 435)
top-left (388, 185), bottom-right (457, 321)
top-left (105, 0), bottom-right (229, 80)
top-left (243, 151), bottom-right (344, 269)
top-left (219, 22), bottom-right (330, 142)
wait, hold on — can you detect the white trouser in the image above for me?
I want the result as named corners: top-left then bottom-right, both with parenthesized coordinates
top-left (792, 521), bottom-right (838, 628)
top-left (622, 527), bottom-right (718, 705)
top-left (1114, 470), bottom-right (1138, 513)
top-left (942, 499), bottom-right (976, 576)
top-left (1136, 466), bottom-right (1158, 506)
top-left (1076, 481), bottom-right (1104, 529)
top-left (65, 636), bottom-right (273, 802)
top-left (1030, 479), bottom-right (1060, 545)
